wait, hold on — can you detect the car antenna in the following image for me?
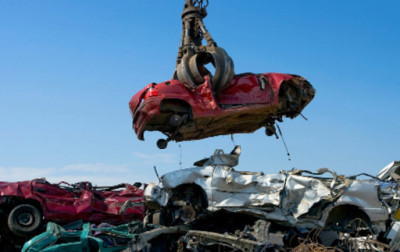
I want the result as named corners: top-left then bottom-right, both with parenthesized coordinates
top-left (153, 166), bottom-right (161, 183)
top-left (276, 124), bottom-right (291, 161)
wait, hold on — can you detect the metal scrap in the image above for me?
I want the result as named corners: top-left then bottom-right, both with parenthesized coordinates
top-left (22, 221), bottom-right (140, 252)
top-left (129, 225), bottom-right (191, 251)
top-left (184, 230), bottom-right (262, 251)
top-left (143, 146), bottom-right (400, 250)
top-left (0, 179), bottom-right (145, 225)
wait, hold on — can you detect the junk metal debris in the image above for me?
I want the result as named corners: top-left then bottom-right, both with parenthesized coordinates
top-left (12, 154), bottom-right (400, 251)
top-left (129, 73), bottom-right (315, 149)
top-left (21, 221), bottom-right (140, 252)
top-left (0, 179), bottom-right (144, 242)
top-left (2, 0), bottom-right (396, 251)
top-left (183, 230), bottom-right (263, 251)
top-left (141, 146), bottom-right (400, 251)
top-left (129, 224), bottom-right (191, 251)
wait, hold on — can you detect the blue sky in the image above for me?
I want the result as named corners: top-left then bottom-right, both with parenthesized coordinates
top-left (1, 1), bottom-right (399, 185)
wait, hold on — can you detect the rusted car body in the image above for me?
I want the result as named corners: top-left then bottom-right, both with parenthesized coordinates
top-left (129, 73), bottom-right (315, 148)
top-left (144, 147), bottom-right (400, 248)
top-left (0, 179), bottom-right (145, 238)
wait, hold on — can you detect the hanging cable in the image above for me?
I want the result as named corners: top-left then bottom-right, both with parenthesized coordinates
top-left (300, 113), bottom-right (308, 121)
top-left (178, 143), bottom-right (183, 169)
top-left (230, 134), bottom-right (236, 147)
top-left (276, 124), bottom-right (291, 161)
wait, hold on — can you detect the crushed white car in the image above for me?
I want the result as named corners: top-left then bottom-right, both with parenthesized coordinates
top-left (144, 146), bottom-right (400, 248)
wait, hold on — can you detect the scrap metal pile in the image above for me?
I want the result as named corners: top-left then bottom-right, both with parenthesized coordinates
top-left (1, 1), bottom-right (398, 251)
top-left (138, 147), bottom-right (400, 251)
top-left (2, 151), bottom-right (399, 251)
top-left (0, 180), bottom-right (145, 251)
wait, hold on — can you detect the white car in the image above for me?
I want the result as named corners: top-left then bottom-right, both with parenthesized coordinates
top-left (145, 146), bottom-right (400, 248)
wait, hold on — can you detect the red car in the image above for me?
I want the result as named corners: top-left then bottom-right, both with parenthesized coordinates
top-left (129, 72), bottom-right (315, 149)
top-left (0, 179), bottom-right (144, 238)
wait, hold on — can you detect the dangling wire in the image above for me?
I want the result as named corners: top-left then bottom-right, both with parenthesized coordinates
top-left (276, 124), bottom-right (291, 161)
top-left (230, 134), bottom-right (236, 147)
top-left (178, 143), bottom-right (183, 169)
top-left (300, 113), bottom-right (308, 121)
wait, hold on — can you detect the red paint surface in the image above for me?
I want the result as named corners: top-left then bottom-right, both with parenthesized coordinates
top-left (129, 72), bottom-right (314, 141)
top-left (0, 179), bottom-right (145, 224)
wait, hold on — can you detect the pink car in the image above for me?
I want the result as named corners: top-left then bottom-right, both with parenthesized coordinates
top-left (0, 179), bottom-right (144, 238)
top-left (129, 72), bottom-right (315, 149)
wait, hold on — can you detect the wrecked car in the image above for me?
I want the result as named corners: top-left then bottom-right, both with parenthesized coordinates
top-left (144, 146), bottom-right (400, 248)
top-left (0, 179), bottom-right (145, 239)
top-left (129, 72), bottom-right (315, 149)
top-left (21, 221), bottom-right (140, 252)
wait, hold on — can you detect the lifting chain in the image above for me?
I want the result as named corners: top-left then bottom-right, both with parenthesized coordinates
top-left (174, 0), bottom-right (234, 91)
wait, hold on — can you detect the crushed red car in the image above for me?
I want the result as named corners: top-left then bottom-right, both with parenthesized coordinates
top-left (129, 72), bottom-right (315, 148)
top-left (0, 179), bottom-right (144, 238)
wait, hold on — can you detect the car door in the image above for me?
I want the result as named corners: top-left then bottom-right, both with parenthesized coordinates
top-left (33, 180), bottom-right (79, 214)
top-left (33, 181), bottom-right (94, 218)
top-left (217, 74), bottom-right (273, 106)
top-left (210, 166), bottom-right (285, 210)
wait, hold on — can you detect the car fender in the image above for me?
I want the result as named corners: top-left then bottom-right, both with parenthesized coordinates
top-left (144, 183), bottom-right (170, 208)
top-left (317, 180), bottom-right (389, 233)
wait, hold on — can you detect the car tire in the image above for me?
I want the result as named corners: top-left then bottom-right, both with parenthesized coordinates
top-left (169, 114), bottom-right (183, 127)
top-left (7, 204), bottom-right (42, 237)
top-left (265, 127), bottom-right (275, 136)
top-left (157, 139), bottom-right (168, 149)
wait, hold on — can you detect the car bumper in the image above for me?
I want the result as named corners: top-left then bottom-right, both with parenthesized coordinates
top-left (133, 97), bottom-right (162, 140)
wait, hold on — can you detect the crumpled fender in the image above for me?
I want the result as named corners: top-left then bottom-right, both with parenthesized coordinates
top-left (144, 182), bottom-right (170, 208)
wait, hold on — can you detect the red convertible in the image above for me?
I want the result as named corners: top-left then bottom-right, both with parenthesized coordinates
top-left (0, 179), bottom-right (144, 238)
top-left (129, 72), bottom-right (315, 149)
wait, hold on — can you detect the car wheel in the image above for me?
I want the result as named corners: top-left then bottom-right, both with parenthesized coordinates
top-left (157, 139), bottom-right (168, 149)
top-left (7, 204), bottom-right (42, 237)
top-left (169, 114), bottom-right (183, 127)
top-left (265, 127), bottom-right (275, 136)
top-left (324, 206), bottom-right (372, 247)
top-left (169, 186), bottom-right (208, 225)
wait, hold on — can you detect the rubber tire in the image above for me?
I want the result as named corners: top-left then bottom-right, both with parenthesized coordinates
top-left (169, 114), bottom-right (182, 127)
top-left (157, 139), bottom-right (168, 149)
top-left (7, 204), bottom-right (42, 237)
top-left (266, 128), bottom-right (274, 136)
